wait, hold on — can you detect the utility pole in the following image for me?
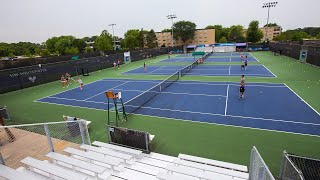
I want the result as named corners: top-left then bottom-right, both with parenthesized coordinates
top-left (109, 24), bottom-right (116, 50)
top-left (262, 2), bottom-right (278, 42)
top-left (167, 15), bottom-right (177, 48)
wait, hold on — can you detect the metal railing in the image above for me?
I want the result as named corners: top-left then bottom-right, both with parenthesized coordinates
top-left (249, 146), bottom-right (275, 180)
top-left (0, 121), bottom-right (90, 168)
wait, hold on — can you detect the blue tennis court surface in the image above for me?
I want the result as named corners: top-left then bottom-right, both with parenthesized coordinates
top-left (123, 65), bottom-right (276, 77)
top-left (36, 79), bottom-right (320, 136)
top-left (164, 53), bottom-right (258, 62)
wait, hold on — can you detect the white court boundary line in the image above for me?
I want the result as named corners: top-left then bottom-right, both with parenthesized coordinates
top-left (149, 66), bottom-right (166, 73)
top-left (284, 83), bottom-right (320, 116)
top-left (83, 81), bottom-right (129, 101)
top-left (262, 64), bottom-right (277, 78)
top-left (225, 85), bottom-right (229, 115)
top-left (33, 99), bottom-right (320, 138)
top-left (36, 79), bottom-right (127, 101)
top-left (249, 52), bottom-right (260, 62)
top-left (124, 105), bottom-right (320, 126)
top-left (131, 113), bottom-right (320, 138)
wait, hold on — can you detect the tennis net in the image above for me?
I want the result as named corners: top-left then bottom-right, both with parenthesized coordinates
top-left (180, 59), bottom-right (199, 77)
top-left (124, 71), bottom-right (179, 114)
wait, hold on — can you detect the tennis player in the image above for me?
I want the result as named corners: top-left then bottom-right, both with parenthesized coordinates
top-left (117, 59), bottom-right (121, 69)
top-left (65, 73), bottom-right (71, 86)
top-left (78, 77), bottom-right (83, 91)
top-left (113, 61), bottom-right (116, 70)
top-left (60, 75), bottom-right (67, 88)
top-left (144, 62), bottom-right (147, 72)
top-left (244, 57), bottom-right (248, 70)
top-left (239, 75), bottom-right (245, 100)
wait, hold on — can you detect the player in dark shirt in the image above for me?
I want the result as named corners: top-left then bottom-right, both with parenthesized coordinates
top-left (239, 75), bottom-right (245, 100)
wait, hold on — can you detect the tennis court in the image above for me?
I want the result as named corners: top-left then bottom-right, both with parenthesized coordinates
top-left (162, 52), bottom-right (258, 62)
top-left (123, 65), bottom-right (276, 77)
top-left (36, 78), bottom-right (320, 136)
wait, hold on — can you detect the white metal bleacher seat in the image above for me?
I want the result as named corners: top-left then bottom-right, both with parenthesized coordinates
top-left (20, 157), bottom-right (90, 180)
top-left (63, 147), bottom-right (123, 171)
top-left (0, 164), bottom-right (47, 180)
top-left (178, 153), bottom-right (248, 172)
top-left (45, 152), bottom-right (109, 178)
top-left (92, 141), bottom-right (143, 158)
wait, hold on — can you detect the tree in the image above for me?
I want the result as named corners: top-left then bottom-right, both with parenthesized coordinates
top-left (54, 36), bottom-right (74, 55)
top-left (65, 47), bottom-right (79, 55)
top-left (94, 30), bottom-right (113, 51)
top-left (85, 46), bottom-right (94, 53)
top-left (291, 31), bottom-right (309, 41)
top-left (228, 25), bottom-right (246, 42)
top-left (172, 21), bottom-right (197, 47)
top-left (123, 29), bottom-right (140, 49)
top-left (146, 29), bottom-right (158, 48)
top-left (218, 36), bottom-right (228, 43)
top-left (247, 20), bottom-right (264, 43)
top-left (137, 29), bottom-right (148, 48)
top-left (46, 37), bottom-right (59, 53)
top-left (161, 29), bottom-right (172, 33)
top-left (316, 33), bottom-right (320, 39)
top-left (72, 39), bottom-right (86, 52)
top-left (264, 23), bottom-right (278, 27)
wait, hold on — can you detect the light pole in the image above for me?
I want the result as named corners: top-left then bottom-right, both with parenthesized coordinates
top-left (167, 15), bottom-right (177, 48)
top-left (109, 24), bottom-right (116, 50)
top-left (262, 2), bottom-right (278, 42)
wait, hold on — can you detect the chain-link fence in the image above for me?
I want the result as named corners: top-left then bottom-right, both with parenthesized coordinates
top-left (249, 146), bottom-right (275, 180)
top-left (279, 150), bottom-right (320, 180)
top-left (0, 121), bottom-right (90, 169)
top-left (0, 48), bottom-right (170, 94)
top-left (269, 42), bottom-right (320, 67)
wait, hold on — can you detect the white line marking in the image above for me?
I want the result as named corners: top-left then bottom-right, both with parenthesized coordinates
top-left (173, 81), bottom-right (286, 88)
top-left (249, 52), bottom-right (260, 62)
top-left (36, 79), bottom-right (125, 101)
top-left (225, 85), bottom-right (229, 115)
top-left (284, 83), bottom-right (320, 116)
top-left (125, 105), bottom-right (320, 126)
top-left (111, 88), bottom-right (227, 98)
top-left (34, 100), bottom-right (320, 137)
top-left (262, 64), bottom-right (277, 78)
top-left (149, 66), bottom-right (166, 73)
top-left (83, 81), bottom-right (129, 101)
top-left (228, 66), bottom-right (231, 75)
top-left (131, 113), bottom-right (320, 138)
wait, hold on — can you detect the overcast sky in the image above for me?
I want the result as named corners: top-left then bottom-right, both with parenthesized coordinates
top-left (0, 0), bottom-right (319, 43)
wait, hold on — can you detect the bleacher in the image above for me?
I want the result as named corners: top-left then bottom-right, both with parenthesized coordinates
top-left (0, 141), bottom-right (249, 180)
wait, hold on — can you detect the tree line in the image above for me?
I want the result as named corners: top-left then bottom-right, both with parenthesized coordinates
top-left (1, 20), bottom-right (319, 58)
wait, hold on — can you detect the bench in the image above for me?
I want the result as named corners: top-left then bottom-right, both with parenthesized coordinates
top-left (80, 144), bottom-right (133, 161)
top-left (63, 147), bottom-right (123, 170)
top-left (46, 152), bottom-right (108, 178)
top-left (156, 172), bottom-right (199, 180)
top-left (165, 165), bottom-right (233, 180)
top-left (92, 141), bottom-right (143, 157)
top-left (173, 159), bottom-right (249, 179)
top-left (0, 164), bottom-right (46, 180)
top-left (20, 157), bottom-right (90, 180)
top-left (178, 154), bottom-right (248, 172)
top-left (63, 115), bottom-right (91, 129)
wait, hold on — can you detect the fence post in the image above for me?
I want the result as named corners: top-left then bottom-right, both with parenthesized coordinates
top-left (279, 150), bottom-right (287, 180)
top-left (44, 124), bottom-right (54, 152)
top-left (0, 152), bottom-right (5, 165)
top-left (78, 121), bottom-right (86, 145)
top-left (249, 147), bottom-right (255, 180)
